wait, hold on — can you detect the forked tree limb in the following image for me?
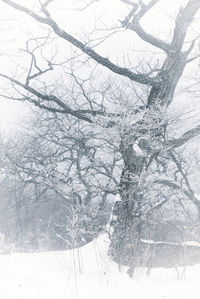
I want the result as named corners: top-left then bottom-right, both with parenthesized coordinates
top-left (0, 73), bottom-right (128, 123)
top-left (2, 0), bottom-right (200, 146)
top-left (1, 0), bottom-right (155, 86)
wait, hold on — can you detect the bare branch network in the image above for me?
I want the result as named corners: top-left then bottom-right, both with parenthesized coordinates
top-left (1, 0), bottom-right (200, 268)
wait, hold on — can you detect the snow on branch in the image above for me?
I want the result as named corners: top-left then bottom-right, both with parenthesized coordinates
top-left (140, 239), bottom-right (200, 248)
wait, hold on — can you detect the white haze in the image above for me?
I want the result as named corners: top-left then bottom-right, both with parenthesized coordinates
top-left (0, 0), bottom-right (198, 130)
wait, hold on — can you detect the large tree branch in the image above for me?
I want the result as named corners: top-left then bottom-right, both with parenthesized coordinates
top-left (1, 0), bottom-right (154, 86)
top-left (154, 177), bottom-right (194, 200)
top-left (120, 0), bottom-right (171, 53)
top-left (145, 0), bottom-right (200, 106)
top-left (140, 239), bottom-right (200, 248)
top-left (128, 22), bottom-right (171, 53)
top-left (0, 73), bottom-right (131, 123)
top-left (153, 176), bottom-right (200, 215)
top-left (171, 0), bottom-right (200, 51)
top-left (0, 73), bottom-right (103, 122)
top-left (154, 176), bottom-right (200, 217)
top-left (166, 125), bottom-right (200, 149)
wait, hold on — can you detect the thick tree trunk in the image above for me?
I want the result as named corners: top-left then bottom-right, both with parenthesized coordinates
top-left (109, 139), bottom-right (145, 273)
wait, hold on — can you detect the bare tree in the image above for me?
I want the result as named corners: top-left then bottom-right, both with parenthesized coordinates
top-left (2, 108), bottom-right (117, 250)
top-left (1, 0), bottom-right (200, 270)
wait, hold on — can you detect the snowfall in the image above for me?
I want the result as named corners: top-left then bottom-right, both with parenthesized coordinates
top-left (0, 234), bottom-right (200, 299)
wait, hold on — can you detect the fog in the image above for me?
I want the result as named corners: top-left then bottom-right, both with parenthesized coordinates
top-left (0, 0), bottom-right (196, 129)
top-left (1, 1), bottom-right (200, 298)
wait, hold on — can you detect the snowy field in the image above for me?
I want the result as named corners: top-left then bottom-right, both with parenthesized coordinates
top-left (0, 234), bottom-right (200, 299)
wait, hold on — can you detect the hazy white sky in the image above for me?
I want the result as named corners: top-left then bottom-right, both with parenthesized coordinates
top-left (0, 0), bottom-right (198, 131)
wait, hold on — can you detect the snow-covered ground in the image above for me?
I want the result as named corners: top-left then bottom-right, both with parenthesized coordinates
top-left (0, 234), bottom-right (200, 299)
